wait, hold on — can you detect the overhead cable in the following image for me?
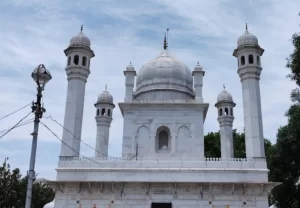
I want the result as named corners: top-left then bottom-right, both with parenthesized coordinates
top-left (0, 111), bottom-right (32, 139)
top-left (0, 103), bottom-right (31, 121)
top-left (44, 115), bottom-right (135, 160)
top-left (40, 121), bottom-right (105, 167)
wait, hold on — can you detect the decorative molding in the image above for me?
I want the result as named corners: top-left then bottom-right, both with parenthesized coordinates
top-left (77, 182), bottom-right (81, 193)
top-left (59, 183), bottom-right (65, 193)
top-left (136, 77), bottom-right (193, 92)
top-left (88, 182), bottom-right (92, 193)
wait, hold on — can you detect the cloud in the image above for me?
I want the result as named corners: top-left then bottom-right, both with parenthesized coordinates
top-left (0, 0), bottom-right (299, 179)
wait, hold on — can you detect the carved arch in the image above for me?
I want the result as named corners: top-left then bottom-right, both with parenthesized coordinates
top-left (176, 125), bottom-right (192, 138)
top-left (155, 125), bottom-right (171, 151)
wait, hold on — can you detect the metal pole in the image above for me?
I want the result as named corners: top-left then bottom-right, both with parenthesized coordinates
top-left (25, 86), bottom-right (43, 208)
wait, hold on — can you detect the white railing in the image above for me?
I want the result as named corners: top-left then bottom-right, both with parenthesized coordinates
top-left (130, 99), bottom-right (197, 104)
top-left (58, 156), bottom-right (267, 169)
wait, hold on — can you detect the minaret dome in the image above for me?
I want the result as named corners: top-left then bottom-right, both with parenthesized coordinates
top-left (69, 25), bottom-right (91, 48)
top-left (237, 24), bottom-right (259, 48)
top-left (97, 86), bottom-right (114, 105)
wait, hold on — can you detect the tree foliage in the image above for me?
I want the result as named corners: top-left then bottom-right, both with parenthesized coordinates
top-left (204, 129), bottom-right (274, 161)
top-left (269, 91), bottom-right (300, 207)
top-left (0, 158), bottom-right (54, 208)
top-left (286, 29), bottom-right (300, 85)
top-left (269, 13), bottom-right (300, 207)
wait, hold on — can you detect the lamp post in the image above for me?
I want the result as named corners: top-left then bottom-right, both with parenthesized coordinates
top-left (25, 64), bottom-right (52, 208)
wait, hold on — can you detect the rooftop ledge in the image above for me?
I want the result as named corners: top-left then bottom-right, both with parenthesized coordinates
top-left (58, 156), bottom-right (267, 170)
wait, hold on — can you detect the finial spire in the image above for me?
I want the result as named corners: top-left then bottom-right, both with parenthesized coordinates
top-left (81, 24), bottom-right (83, 31)
top-left (223, 84), bottom-right (226, 90)
top-left (197, 61), bottom-right (199, 65)
top-left (163, 32), bottom-right (168, 50)
top-left (245, 23), bottom-right (248, 32)
top-left (105, 84), bottom-right (107, 91)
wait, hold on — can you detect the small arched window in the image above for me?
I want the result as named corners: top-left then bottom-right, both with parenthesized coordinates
top-left (158, 130), bottom-right (169, 150)
top-left (74, 55), bottom-right (79, 65)
top-left (241, 56), bottom-right (245, 65)
top-left (257, 56), bottom-right (260, 66)
top-left (225, 108), bottom-right (229, 115)
top-left (67, 56), bottom-right (71, 66)
top-left (96, 109), bottom-right (99, 116)
top-left (249, 54), bottom-right (254, 64)
top-left (82, 56), bottom-right (87, 66)
top-left (219, 108), bottom-right (223, 116)
top-left (107, 109), bottom-right (111, 117)
top-left (101, 108), bottom-right (105, 116)
top-left (230, 108), bottom-right (233, 116)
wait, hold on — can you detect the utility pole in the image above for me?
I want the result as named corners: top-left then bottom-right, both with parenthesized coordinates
top-left (25, 64), bottom-right (52, 208)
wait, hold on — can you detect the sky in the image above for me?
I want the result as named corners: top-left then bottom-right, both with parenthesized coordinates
top-left (0, 0), bottom-right (299, 180)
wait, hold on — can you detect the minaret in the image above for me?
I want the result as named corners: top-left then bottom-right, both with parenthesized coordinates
top-left (192, 61), bottom-right (205, 102)
top-left (60, 26), bottom-right (95, 157)
top-left (95, 86), bottom-right (115, 157)
top-left (233, 24), bottom-right (265, 158)
top-left (215, 86), bottom-right (236, 159)
top-left (123, 63), bottom-right (136, 102)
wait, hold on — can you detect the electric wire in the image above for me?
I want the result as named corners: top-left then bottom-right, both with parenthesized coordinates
top-left (0, 102), bottom-right (31, 121)
top-left (0, 111), bottom-right (32, 139)
top-left (40, 121), bottom-right (105, 167)
top-left (44, 115), bottom-right (135, 161)
top-left (0, 118), bottom-right (34, 133)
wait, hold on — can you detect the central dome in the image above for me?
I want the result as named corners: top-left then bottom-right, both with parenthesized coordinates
top-left (135, 50), bottom-right (194, 100)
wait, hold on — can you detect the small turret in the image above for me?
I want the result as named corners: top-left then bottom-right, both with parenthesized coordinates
top-left (215, 86), bottom-right (236, 159)
top-left (123, 62), bottom-right (136, 102)
top-left (192, 61), bottom-right (205, 103)
top-left (94, 85), bottom-right (115, 158)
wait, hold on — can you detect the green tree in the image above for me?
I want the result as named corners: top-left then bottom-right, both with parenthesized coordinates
top-left (269, 13), bottom-right (300, 207)
top-left (0, 158), bottom-right (55, 208)
top-left (269, 91), bottom-right (300, 207)
top-left (204, 129), bottom-right (274, 160)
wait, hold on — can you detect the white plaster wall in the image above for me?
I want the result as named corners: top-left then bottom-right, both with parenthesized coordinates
top-left (134, 91), bottom-right (194, 100)
top-left (53, 185), bottom-right (270, 208)
top-left (121, 105), bottom-right (205, 159)
top-left (220, 125), bottom-right (234, 159)
top-left (95, 122), bottom-right (111, 157)
top-left (60, 78), bottom-right (86, 157)
top-left (241, 78), bottom-right (264, 158)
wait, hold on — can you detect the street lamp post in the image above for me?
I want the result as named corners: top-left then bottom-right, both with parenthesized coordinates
top-left (25, 64), bottom-right (52, 208)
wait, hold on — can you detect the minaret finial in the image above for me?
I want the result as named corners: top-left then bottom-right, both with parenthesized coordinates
top-left (223, 84), bottom-right (226, 90)
top-left (105, 84), bottom-right (107, 91)
top-left (245, 23), bottom-right (248, 32)
top-left (163, 32), bottom-right (168, 50)
top-left (81, 24), bottom-right (83, 31)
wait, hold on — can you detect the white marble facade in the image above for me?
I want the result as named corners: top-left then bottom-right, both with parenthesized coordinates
top-left (47, 26), bottom-right (278, 208)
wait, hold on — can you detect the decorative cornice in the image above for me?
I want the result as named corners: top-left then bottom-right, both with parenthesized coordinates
top-left (46, 181), bottom-right (279, 196)
top-left (65, 66), bottom-right (90, 82)
top-left (237, 66), bottom-right (262, 81)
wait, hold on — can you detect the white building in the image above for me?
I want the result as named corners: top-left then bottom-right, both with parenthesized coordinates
top-left (46, 25), bottom-right (278, 208)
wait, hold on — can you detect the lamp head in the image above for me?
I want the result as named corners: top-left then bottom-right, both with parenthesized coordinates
top-left (32, 64), bottom-right (52, 88)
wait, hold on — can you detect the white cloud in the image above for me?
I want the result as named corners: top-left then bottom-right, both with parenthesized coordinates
top-left (0, 0), bottom-right (299, 179)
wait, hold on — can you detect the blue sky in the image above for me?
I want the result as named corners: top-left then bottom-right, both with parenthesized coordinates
top-left (0, 0), bottom-right (299, 180)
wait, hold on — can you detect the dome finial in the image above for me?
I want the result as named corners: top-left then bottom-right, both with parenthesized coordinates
top-left (223, 84), bottom-right (226, 90)
top-left (163, 32), bottom-right (167, 50)
top-left (245, 23), bottom-right (248, 32)
top-left (105, 84), bottom-right (107, 91)
top-left (163, 29), bottom-right (169, 50)
top-left (81, 24), bottom-right (83, 31)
